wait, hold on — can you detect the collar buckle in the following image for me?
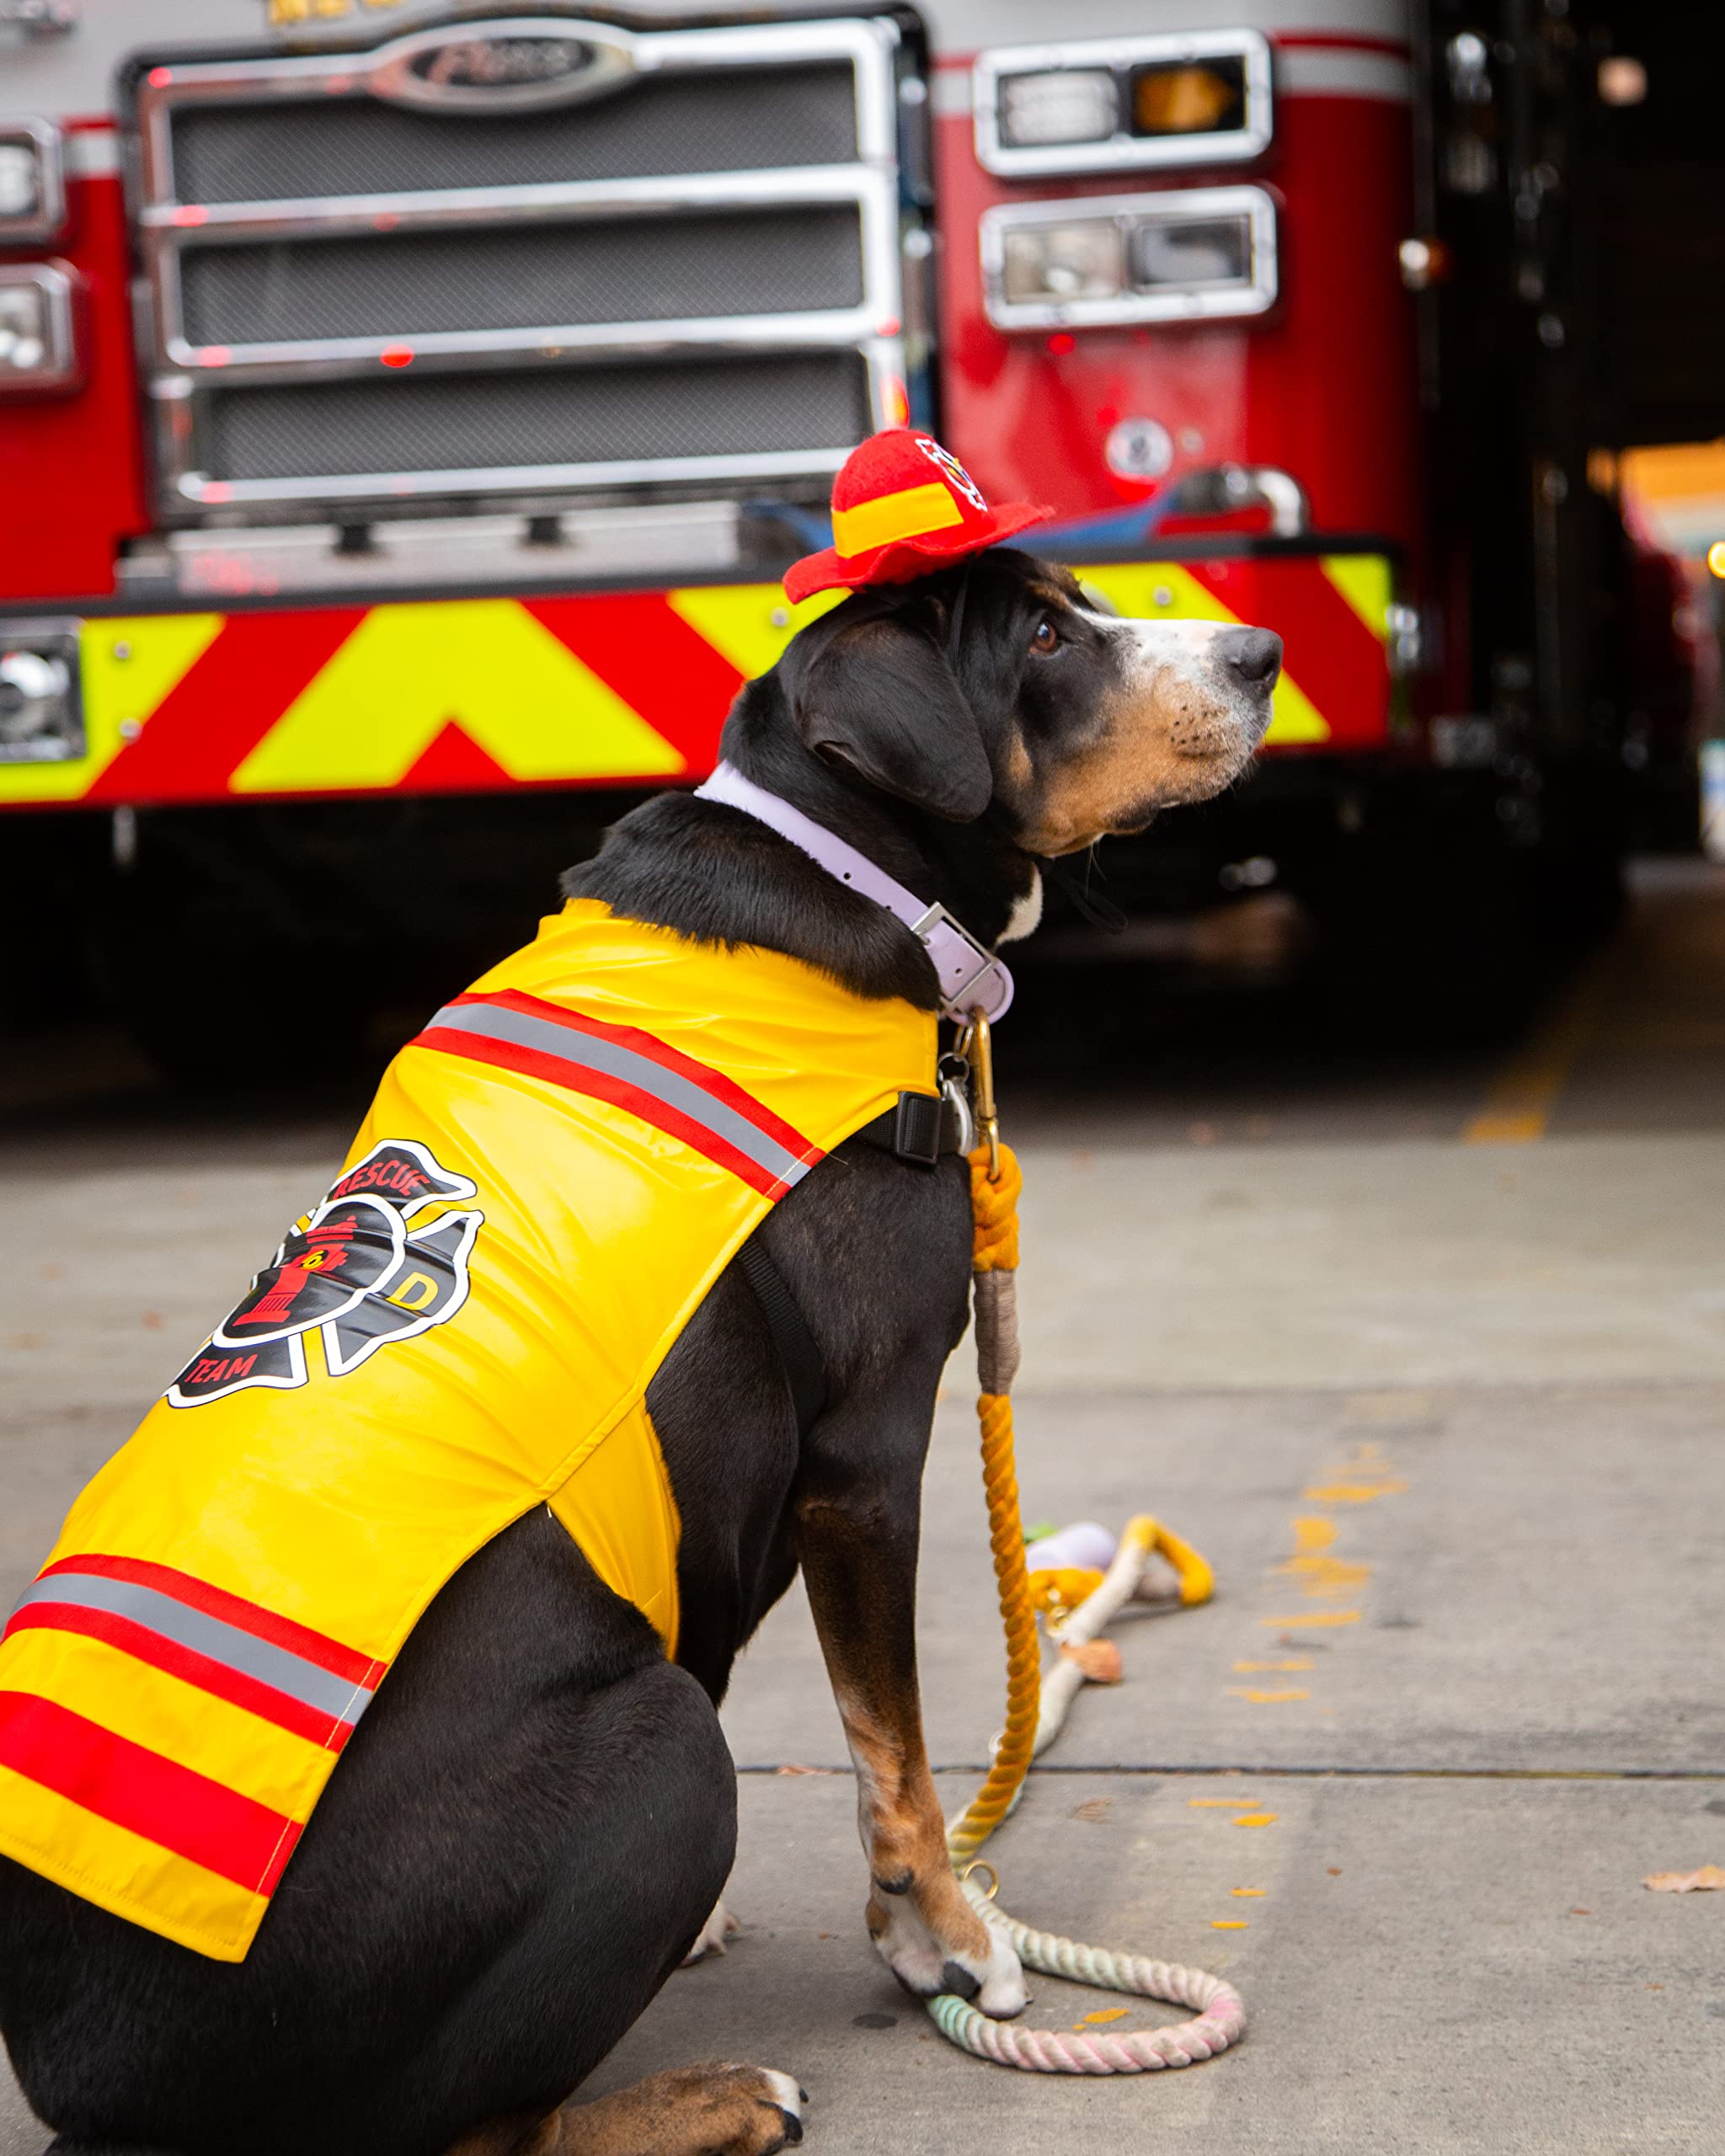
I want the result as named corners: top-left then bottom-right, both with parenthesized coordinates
top-left (910, 902), bottom-right (1015, 1024)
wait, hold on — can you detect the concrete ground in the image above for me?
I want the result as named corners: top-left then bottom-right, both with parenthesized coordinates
top-left (4, 861), bottom-right (1725, 2152)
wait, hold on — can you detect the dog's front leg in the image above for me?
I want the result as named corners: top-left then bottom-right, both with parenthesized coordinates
top-left (796, 1451), bottom-right (1027, 2018)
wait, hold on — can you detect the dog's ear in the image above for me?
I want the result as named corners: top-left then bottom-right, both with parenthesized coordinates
top-left (779, 607), bottom-right (993, 822)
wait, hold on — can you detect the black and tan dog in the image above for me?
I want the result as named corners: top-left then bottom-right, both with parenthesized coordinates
top-left (0, 550), bottom-right (1279, 2156)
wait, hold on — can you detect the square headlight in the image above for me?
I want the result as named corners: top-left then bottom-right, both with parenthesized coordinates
top-left (0, 263), bottom-right (83, 394)
top-left (1001, 219), bottom-right (1125, 306)
top-left (0, 622), bottom-right (83, 766)
top-left (980, 186), bottom-right (1277, 333)
top-left (976, 32), bottom-right (1272, 178)
top-left (997, 69), bottom-right (1119, 150)
top-left (0, 120), bottom-right (67, 244)
top-left (1130, 212), bottom-right (1254, 291)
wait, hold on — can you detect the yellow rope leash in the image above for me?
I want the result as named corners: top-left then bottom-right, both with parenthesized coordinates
top-left (927, 1097), bottom-right (1247, 2073)
top-left (945, 1142), bottom-right (1039, 1865)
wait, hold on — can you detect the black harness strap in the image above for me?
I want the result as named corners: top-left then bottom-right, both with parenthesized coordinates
top-left (735, 1234), bottom-right (827, 1438)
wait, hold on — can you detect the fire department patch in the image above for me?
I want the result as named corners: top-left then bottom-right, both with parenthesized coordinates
top-left (168, 1139), bottom-right (483, 1407)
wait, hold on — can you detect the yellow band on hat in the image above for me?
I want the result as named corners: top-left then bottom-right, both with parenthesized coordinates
top-left (832, 480), bottom-right (966, 558)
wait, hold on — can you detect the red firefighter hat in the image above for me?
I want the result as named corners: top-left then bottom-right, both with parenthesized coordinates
top-left (782, 428), bottom-right (1054, 604)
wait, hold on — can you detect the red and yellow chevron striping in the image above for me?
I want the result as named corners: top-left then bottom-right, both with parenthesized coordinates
top-left (0, 555), bottom-right (1392, 811)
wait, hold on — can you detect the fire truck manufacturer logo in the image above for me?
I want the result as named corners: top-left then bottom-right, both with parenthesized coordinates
top-left (168, 1140), bottom-right (483, 1407)
top-left (367, 21), bottom-right (638, 115)
top-left (914, 435), bottom-right (989, 514)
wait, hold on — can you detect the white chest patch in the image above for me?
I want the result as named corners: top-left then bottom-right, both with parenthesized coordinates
top-left (999, 869), bottom-right (1044, 946)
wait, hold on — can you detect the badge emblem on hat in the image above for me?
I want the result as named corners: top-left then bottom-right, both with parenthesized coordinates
top-left (915, 435), bottom-right (989, 511)
top-left (782, 428), bottom-right (1054, 605)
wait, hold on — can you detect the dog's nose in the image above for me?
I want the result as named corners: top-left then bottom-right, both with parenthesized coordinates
top-left (1218, 627), bottom-right (1283, 686)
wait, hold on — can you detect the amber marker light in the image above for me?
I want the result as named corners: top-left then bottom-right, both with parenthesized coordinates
top-left (1708, 542), bottom-right (1725, 579)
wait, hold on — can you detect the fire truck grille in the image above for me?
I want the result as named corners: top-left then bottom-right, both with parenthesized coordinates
top-left (202, 353), bottom-right (875, 486)
top-left (134, 18), bottom-right (908, 520)
top-left (178, 208), bottom-right (867, 349)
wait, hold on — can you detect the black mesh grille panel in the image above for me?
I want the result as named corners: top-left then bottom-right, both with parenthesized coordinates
top-left (200, 352), bottom-right (872, 484)
top-left (179, 206), bottom-right (867, 346)
top-left (168, 65), bottom-right (858, 204)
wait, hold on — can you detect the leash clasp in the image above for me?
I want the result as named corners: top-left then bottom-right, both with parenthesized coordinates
top-left (959, 1009), bottom-right (1001, 1181)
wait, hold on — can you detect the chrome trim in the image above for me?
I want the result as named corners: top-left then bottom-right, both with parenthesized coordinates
top-left (364, 18), bottom-right (638, 115)
top-left (161, 315), bottom-right (885, 387)
top-left (979, 185), bottom-right (1278, 333)
top-left (160, 439), bottom-right (859, 513)
top-left (139, 163), bottom-right (879, 242)
top-left (152, 328), bottom-right (902, 510)
top-left (0, 259), bottom-right (81, 393)
top-left (0, 116), bottom-right (67, 243)
top-left (137, 19), bottom-right (902, 212)
top-left (147, 166), bottom-right (898, 381)
top-left (974, 30), bottom-right (1273, 179)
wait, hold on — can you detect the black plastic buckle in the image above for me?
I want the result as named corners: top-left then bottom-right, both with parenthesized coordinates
top-left (889, 1090), bottom-right (943, 1167)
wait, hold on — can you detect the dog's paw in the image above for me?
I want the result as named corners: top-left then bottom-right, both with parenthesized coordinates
top-left (681, 1897), bottom-right (744, 1967)
top-left (867, 1881), bottom-right (1028, 2019)
top-left (566, 2062), bottom-right (804, 2156)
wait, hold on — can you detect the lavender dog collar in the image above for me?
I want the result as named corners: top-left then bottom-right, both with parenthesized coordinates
top-left (692, 762), bottom-right (1014, 1024)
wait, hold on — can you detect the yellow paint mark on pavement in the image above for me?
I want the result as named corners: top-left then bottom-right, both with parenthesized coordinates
top-left (1231, 1887), bottom-right (1266, 1897)
top-left (1303, 1478), bottom-right (1407, 1504)
top-left (1078, 2007), bottom-right (1130, 2025)
top-left (1462, 947), bottom-right (1619, 1144)
top-left (1274, 1513), bottom-right (1372, 1598)
top-left (1227, 1688), bottom-right (1311, 1703)
top-left (1232, 1813), bottom-right (1279, 1828)
top-left (1260, 1609), bottom-right (1361, 1628)
top-left (1211, 1919), bottom-right (1249, 1929)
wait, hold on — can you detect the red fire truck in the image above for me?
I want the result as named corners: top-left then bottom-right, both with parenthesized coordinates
top-left (0, 0), bottom-right (1690, 1062)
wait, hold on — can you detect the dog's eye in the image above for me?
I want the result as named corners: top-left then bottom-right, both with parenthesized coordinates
top-left (1030, 616), bottom-right (1060, 655)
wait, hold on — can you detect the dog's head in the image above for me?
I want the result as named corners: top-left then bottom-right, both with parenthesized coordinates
top-left (774, 549), bottom-right (1280, 857)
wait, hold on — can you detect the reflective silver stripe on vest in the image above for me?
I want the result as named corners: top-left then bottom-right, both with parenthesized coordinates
top-left (424, 1001), bottom-right (815, 1189)
top-left (13, 1573), bottom-right (371, 1724)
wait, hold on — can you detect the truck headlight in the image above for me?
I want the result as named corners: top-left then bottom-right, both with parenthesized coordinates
top-left (0, 624), bottom-right (83, 765)
top-left (0, 120), bottom-right (67, 244)
top-left (997, 69), bottom-right (1118, 149)
top-left (981, 188), bottom-right (1277, 332)
top-left (976, 33), bottom-right (1272, 178)
top-left (0, 263), bottom-right (83, 393)
top-left (1001, 219), bottom-right (1124, 306)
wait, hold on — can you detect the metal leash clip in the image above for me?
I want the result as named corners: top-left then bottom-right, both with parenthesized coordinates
top-left (958, 1008), bottom-right (1001, 1181)
top-left (937, 1050), bottom-right (977, 1157)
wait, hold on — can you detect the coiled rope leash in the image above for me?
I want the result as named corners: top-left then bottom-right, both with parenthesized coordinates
top-left (927, 1015), bottom-right (1246, 2075)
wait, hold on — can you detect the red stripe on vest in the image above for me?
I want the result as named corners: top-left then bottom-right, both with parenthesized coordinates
top-left (413, 1022), bottom-right (795, 1200)
top-left (2, 1604), bottom-right (355, 1756)
top-left (445, 989), bottom-right (821, 1164)
top-left (0, 1690), bottom-right (303, 1897)
top-left (35, 1555), bottom-right (383, 1691)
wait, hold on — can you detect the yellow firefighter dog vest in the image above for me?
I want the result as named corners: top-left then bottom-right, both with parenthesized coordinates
top-left (0, 900), bottom-right (937, 1962)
